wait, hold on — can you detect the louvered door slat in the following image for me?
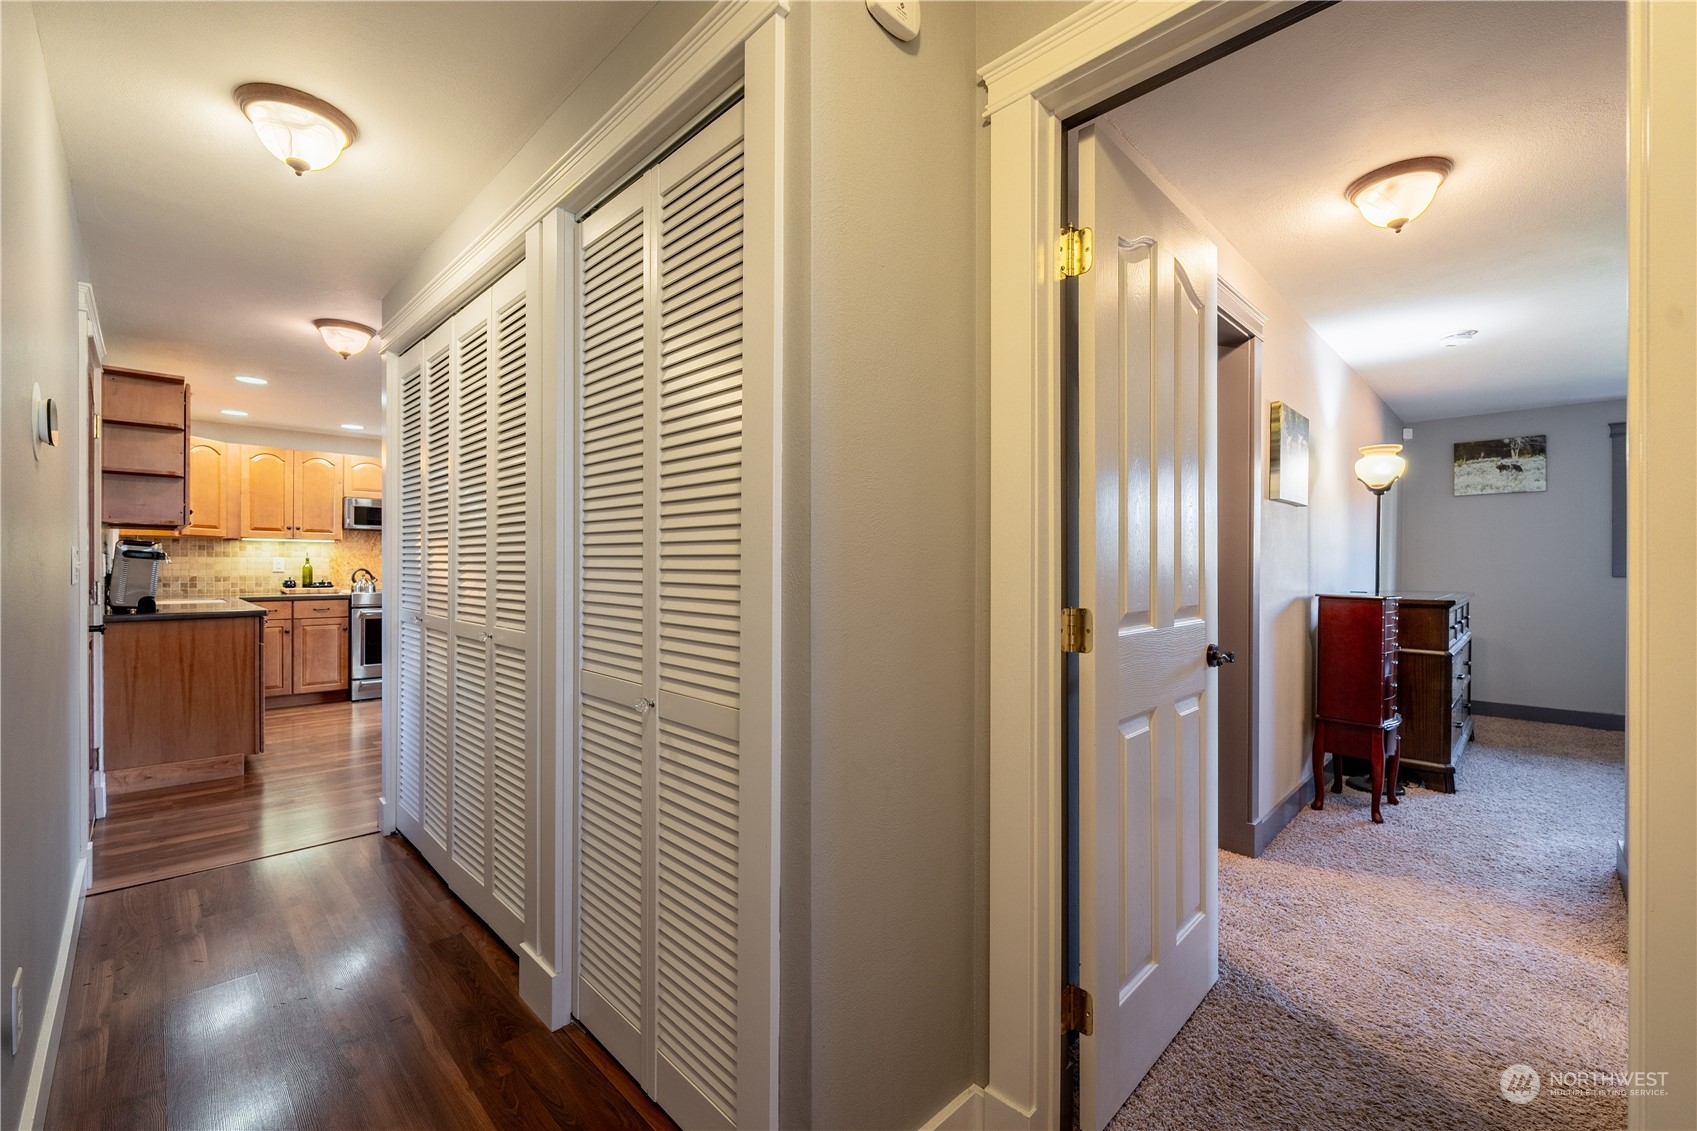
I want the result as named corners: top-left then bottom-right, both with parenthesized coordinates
top-left (654, 124), bottom-right (744, 1130)
top-left (577, 103), bottom-right (762, 1131)
top-left (397, 353), bottom-right (426, 822)
top-left (582, 209), bottom-right (649, 687)
top-left (395, 260), bottom-right (530, 956)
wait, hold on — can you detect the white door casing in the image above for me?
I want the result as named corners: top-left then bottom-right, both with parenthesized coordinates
top-left (576, 102), bottom-right (775, 1131)
top-left (1074, 121), bottom-right (1219, 1131)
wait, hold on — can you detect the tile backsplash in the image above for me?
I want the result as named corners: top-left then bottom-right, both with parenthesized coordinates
top-left (149, 530), bottom-right (381, 597)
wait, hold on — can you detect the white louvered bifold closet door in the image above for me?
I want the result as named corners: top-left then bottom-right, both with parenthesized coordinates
top-left (395, 260), bottom-right (535, 951)
top-left (576, 104), bottom-right (754, 1131)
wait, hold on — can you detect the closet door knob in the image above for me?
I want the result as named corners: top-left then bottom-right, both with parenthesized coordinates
top-left (633, 697), bottom-right (654, 716)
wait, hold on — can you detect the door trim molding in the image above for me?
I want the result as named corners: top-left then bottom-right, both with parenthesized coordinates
top-left (987, 4), bottom-right (1685, 1129)
top-left (981, 6), bottom-right (1328, 1128)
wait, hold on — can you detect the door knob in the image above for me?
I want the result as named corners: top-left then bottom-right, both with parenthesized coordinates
top-left (633, 697), bottom-right (654, 716)
top-left (1206, 644), bottom-right (1235, 667)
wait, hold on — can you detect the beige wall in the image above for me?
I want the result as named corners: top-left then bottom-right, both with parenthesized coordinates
top-left (0, 4), bottom-right (91, 1125)
top-left (798, 2), bottom-right (987, 1126)
top-left (382, 2), bottom-right (711, 322)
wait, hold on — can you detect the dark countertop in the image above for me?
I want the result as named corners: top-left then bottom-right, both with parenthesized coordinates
top-left (244, 590), bottom-right (358, 601)
top-left (104, 598), bottom-right (267, 623)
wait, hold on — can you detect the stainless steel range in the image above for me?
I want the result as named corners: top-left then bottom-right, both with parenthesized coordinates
top-left (350, 589), bottom-right (382, 700)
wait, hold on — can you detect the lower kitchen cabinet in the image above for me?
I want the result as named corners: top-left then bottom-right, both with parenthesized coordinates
top-left (293, 616), bottom-right (349, 693)
top-left (254, 596), bottom-right (350, 705)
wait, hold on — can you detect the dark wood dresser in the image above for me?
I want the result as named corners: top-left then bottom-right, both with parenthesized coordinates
top-left (1388, 592), bottom-right (1473, 792)
top-left (1312, 594), bottom-right (1402, 823)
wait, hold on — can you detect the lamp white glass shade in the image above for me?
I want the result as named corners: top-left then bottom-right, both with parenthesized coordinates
top-left (234, 84), bottom-right (358, 176)
top-left (1355, 444), bottom-right (1408, 491)
top-left (314, 319), bottom-right (376, 359)
top-left (1346, 158), bottom-right (1453, 232)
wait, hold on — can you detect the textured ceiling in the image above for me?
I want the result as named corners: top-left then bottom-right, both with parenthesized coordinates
top-left (1105, 1), bottom-right (1627, 422)
top-left (34, 1), bottom-right (652, 436)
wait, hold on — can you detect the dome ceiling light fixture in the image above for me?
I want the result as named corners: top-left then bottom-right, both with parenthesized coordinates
top-left (234, 83), bottom-right (359, 176)
top-left (1441, 329), bottom-right (1480, 348)
top-left (1345, 156), bottom-right (1454, 233)
top-left (314, 318), bottom-right (377, 360)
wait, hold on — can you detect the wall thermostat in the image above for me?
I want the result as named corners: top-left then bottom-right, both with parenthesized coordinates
top-left (868, 0), bottom-right (920, 42)
top-left (31, 382), bottom-right (59, 460)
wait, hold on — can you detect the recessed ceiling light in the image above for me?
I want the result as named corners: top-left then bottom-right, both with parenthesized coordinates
top-left (340, 423), bottom-right (366, 431)
top-left (1441, 330), bottom-right (1480, 348)
top-left (1346, 156), bottom-right (1454, 233)
top-left (221, 408), bottom-right (249, 417)
top-left (235, 375), bottom-right (268, 385)
top-left (313, 318), bottom-right (377, 359)
top-left (234, 83), bottom-right (359, 176)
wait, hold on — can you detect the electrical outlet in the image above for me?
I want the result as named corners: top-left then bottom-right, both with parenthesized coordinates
top-left (10, 968), bottom-right (21, 1057)
top-left (272, 557), bottom-right (286, 574)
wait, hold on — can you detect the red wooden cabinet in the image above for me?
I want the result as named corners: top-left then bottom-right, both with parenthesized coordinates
top-left (1312, 594), bottom-right (1402, 823)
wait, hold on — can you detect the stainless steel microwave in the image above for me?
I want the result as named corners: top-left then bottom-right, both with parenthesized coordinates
top-left (343, 497), bottom-right (382, 530)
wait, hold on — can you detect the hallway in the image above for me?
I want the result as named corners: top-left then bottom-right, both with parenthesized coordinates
top-left (47, 834), bottom-right (674, 1130)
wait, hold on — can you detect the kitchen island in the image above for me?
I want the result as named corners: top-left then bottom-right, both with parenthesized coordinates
top-left (103, 598), bottom-right (265, 794)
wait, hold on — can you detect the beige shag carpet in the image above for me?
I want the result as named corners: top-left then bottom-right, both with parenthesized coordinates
top-left (1110, 716), bottom-right (1628, 1131)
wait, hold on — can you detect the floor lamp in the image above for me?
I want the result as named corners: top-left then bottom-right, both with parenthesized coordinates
top-left (1355, 444), bottom-right (1408, 596)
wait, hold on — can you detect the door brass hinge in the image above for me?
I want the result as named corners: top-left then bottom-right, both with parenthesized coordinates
top-left (1061, 607), bottom-right (1093, 654)
top-left (92, 413), bottom-right (101, 440)
top-left (1058, 225), bottom-right (1094, 279)
top-left (1062, 983), bottom-right (1094, 1035)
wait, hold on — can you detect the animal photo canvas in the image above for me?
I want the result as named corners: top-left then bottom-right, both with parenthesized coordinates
top-left (1453, 435), bottom-right (1548, 496)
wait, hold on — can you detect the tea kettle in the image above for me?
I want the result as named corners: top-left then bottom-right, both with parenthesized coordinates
top-left (351, 568), bottom-right (378, 593)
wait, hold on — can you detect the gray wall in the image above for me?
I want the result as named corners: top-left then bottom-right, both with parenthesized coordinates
top-left (1, 4), bottom-right (91, 1125)
top-left (1398, 398), bottom-right (1627, 716)
top-left (799, 3), bottom-right (986, 1127)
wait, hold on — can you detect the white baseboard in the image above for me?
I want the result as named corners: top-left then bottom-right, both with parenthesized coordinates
top-left (92, 770), bottom-right (106, 821)
top-left (18, 842), bottom-right (90, 1131)
top-left (921, 1084), bottom-right (1031, 1131)
top-left (519, 943), bottom-right (572, 1030)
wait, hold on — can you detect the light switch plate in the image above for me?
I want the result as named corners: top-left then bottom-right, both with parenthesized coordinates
top-left (272, 557), bottom-right (286, 573)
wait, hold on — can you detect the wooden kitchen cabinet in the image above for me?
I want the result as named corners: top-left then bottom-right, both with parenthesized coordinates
top-left (261, 616), bottom-right (291, 695)
top-left (344, 454), bottom-right (384, 498)
top-left (255, 597), bottom-right (349, 704)
top-left (183, 437), bottom-right (239, 538)
top-left (293, 616), bottom-right (350, 693)
top-left (241, 446), bottom-right (344, 540)
top-left (102, 367), bottom-right (190, 528)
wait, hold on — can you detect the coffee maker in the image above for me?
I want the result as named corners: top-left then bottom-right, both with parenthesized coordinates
top-left (107, 539), bottom-right (168, 612)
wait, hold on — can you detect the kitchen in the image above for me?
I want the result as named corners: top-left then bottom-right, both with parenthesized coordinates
top-left (93, 363), bottom-right (385, 893)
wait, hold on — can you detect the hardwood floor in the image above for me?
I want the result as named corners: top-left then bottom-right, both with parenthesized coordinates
top-left (46, 833), bottom-right (677, 1131)
top-left (91, 700), bottom-right (381, 894)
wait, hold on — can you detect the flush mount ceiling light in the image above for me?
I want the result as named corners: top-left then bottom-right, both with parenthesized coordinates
top-left (313, 318), bottom-right (376, 359)
top-left (1346, 157), bottom-right (1454, 233)
top-left (235, 374), bottom-right (268, 385)
top-left (221, 408), bottom-right (249, 417)
top-left (340, 423), bottom-right (366, 431)
top-left (1441, 330), bottom-right (1479, 348)
top-left (234, 83), bottom-right (359, 176)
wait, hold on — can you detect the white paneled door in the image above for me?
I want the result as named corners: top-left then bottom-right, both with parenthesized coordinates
top-left (576, 102), bottom-right (771, 1131)
top-left (1074, 121), bottom-right (1220, 1131)
top-left (394, 260), bottom-right (535, 952)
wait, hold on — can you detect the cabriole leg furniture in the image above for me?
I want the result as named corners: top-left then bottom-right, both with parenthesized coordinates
top-left (1311, 716), bottom-right (1402, 824)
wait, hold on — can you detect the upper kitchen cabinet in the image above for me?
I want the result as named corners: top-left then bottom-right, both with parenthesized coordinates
top-left (102, 367), bottom-right (189, 528)
top-left (183, 437), bottom-right (239, 538)
top-left (295, 452), bottom-right (344, 538)
top-left (241, 446), bottom-right (344, 541)
top-left (344, 454), bottom-right (383, 498)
